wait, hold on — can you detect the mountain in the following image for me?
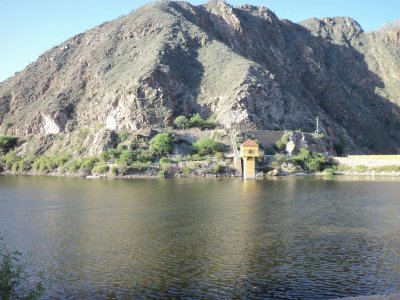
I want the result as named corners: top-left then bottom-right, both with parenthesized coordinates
top-left (1, 0), bottom-right (400, 154)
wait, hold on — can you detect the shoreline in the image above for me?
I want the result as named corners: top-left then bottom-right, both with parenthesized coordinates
top-left (2, 170), bottom-right (400, 180)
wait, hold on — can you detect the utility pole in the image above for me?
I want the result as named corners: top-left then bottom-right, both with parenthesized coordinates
top-left (315, 116), bottom-right (319, 134)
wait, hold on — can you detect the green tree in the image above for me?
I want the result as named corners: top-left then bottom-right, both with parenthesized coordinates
top-left (150, 133), bottom-right (173, 156)
top-left (193, 138), bottom-right (221, 156)
top-left (174, 116), bottom-right (190, 129)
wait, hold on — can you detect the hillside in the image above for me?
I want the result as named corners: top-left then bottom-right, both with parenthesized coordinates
top-left (1, 0), bottom-right (400, 155)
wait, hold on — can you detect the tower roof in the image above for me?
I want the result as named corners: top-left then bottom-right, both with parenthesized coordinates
top-left (241, 139), bottom-right (258, 147)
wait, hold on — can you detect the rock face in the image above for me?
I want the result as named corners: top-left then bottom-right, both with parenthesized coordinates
top-left (1, 0), bottom-right (400, 154)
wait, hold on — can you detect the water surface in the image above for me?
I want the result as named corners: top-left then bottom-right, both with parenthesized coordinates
top-left (0, 176), bottom-right (399, 299)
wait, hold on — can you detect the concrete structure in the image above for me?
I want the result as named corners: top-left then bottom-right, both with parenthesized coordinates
top-left (240, 139), bottom-right (260, 180)
top-left (333, 155), bottom-right (400, 168)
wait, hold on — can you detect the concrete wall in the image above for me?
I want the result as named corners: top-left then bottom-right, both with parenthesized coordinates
top-left (333, 155), bottom-right (400, 167)
top-left (243, 157), bottom-right (256, 179)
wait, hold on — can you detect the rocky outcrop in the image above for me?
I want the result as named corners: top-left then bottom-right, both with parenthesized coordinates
top-left (1, 0), bottom-right (400, 155)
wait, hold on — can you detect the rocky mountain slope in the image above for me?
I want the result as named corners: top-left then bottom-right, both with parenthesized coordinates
top-left (1, 0), bottom-right (400, 154)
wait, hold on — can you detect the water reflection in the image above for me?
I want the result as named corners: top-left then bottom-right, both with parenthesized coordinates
top-left (0, 176), bottom-right (399, 298)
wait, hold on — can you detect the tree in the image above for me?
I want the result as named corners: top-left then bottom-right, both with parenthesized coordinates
top-left (150, 133), bottom-right (173, 156)
top-left (173, 116), bottom-right (190, 129)
top-left (193, 138), bottom-right (221, 156)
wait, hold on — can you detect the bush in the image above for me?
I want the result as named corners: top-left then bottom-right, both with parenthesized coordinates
top-left (64, 157), bottom-right (98, 173)
top-left (111, 166), bottom-right (118, 176)
top-left (0, 136), bottom-right (18, 154)
top-left (80, 157), bottom-right (98, 172)
top-left (189, 114), bottom-right (215, 129)
top-left (118, 164), bottom-right (128, 176)
top-left (193, 138), bottom-right (221, 156)
top-left (118, 150), bottom-right (134, 165)
top-left (51, 153), bottom-right (71, 167)
top-left (292, 148), bottom-right (329, 172)
top-left (174, 116), bottom-right (190, 129)
top-left (212, 164), bottom-right (225, 174)
top-left (159, 157), bottom-right (171, 165)
top-left (272, 133), bottom-right (290, 153)
top-left (0, 237), bottom-right (44, 299)
top-left (92, 164), bottom-right (109, 174)
top-left (64, 159), bottom-right (82, 172)
top-left (32, 156), bottom-right (54, 173)
top-left (119, 131), bottom-right (130, 143)
top-left (100, 148), bottom-right (121, 162)
top-left (186, 153), bottom-right (205, 161)
top-left (135, 149), bottom-right (154, 163)
top-left (130, 161), bottom-right (151, 172)
top-left (1, 152), bottom-right (21, 171)
top-left (150, 133), bottom-right (173, 156)
top-left (182, 167), bottom-right (191, 176)
top-left (158, 163), bottom-right (175, 178)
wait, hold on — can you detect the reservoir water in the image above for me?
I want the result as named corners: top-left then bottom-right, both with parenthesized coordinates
top-left (0, 175), bottom-right (399, 299)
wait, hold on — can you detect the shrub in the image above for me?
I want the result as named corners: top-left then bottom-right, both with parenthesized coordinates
top-left (189, 114), bottom-right (215, 129)
top-left (135, 149), bottom-right (154, 163)
top-left (0, 136), bottom-right (18, 154)
top-left (118, 164), bottom-right (128, 176)
top-left (159, 157), bottom-right (171, 165)
top-left (273, 133), bottom-right (290, 153)
top-left (100, 148), bottom-right (121, 162)
top-left (0, 237), bottom-right (44, 299)
top-left (1, 152), bottom-right (21, 171)
top-left (111, 166), bottom-right (118, 176)
top-left (64, 159), bottom-right (82, 172)
top-left (212, 164), bottom-right (225, 174)
top-left (305, 154), bottom-right (328, 172)
top-left (150, 133), bottom-right (173, 156)
top-left (174, 116), bottom-right (190, 129)
top-left (118, 150), bottom-right (134, 165)
top-left (158, 163), bottom-right (175, 178)
top-left (117, 143), bottom-right (128, 151)
top-left (187, 153), bottom-right (205, 161)
top-left (80, 157), bottom-right (98, 172)
top-left (32, 156), bottom-right (53, 173)
top-left (182, 167), bottom-right (191, 176)
top-left (92, 164), bottom-right (109, 174)
top-left (130, 161), bottom-right (151, 172)
top-left (119, 131), bottom-right (130, 143)
top-left (292, 148), bottom-right (329, 172)
top-left (215, 152), bottom-right (225, 161)
top-left (51, 153), bottom-right (71, 167)
top-left (193, 138), bottom-right (221, 156)
top-left (189, 113), bottom-right (204, 128)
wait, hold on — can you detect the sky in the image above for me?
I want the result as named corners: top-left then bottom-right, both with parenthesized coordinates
top-left (1, 0), bottom-right (399, 82)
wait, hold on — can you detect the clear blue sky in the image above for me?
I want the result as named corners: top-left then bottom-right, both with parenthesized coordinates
top-left (1, 0), bottom-right (399, 82)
